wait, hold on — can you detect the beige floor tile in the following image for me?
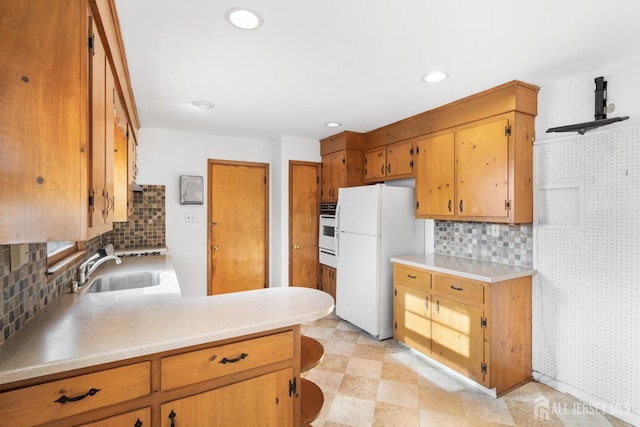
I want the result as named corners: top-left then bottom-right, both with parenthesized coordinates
top-left (346, 357), bottom-right (383, 379)
top-left (372, 401), bottom-right (420, 426)
top-left (324, 339), bottom-right (356, 356)
top-left (384, 345), bottom-right (418, 366)
top-left (380, 361), bottom-right (418, 384)
top-left (307, 325), bottom-right (339, 339)
top-left (504, 398), bottom-right (565, 427)
top-left (332, 329), bottom-right (362, 343)
top-left (376, 379), bottom-right (419, 408)
top-left (350, 343), bottom-right (387, 361)
top-left (419, 386), bottom-right (466, 417)
top-left (326, 395), bottom-right (376, 427)
top-left (460, 391), bottom-right (516, 426)
top-left (338, 374), bottom-right (380, 400)
top-left (417, 365), bottom-right (473, 393)
top-left (304, 369), bottom-right (344, 395)
top-left (318, 354), bottom-right (350, 374)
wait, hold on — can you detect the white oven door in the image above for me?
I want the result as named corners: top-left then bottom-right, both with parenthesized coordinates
top-left (319, 214), bottom-right (336, 252)
top-left (319, 248), bottom-right (337, 268)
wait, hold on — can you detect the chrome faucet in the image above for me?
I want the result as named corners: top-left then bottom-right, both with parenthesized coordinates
top-left (75, 254), bottom-right (122, 286)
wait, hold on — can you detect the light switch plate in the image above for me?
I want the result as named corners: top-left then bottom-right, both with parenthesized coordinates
top-left (491, 224), bottom-right (500, 237)
top-left (10, 244), bottom-right (29, 272)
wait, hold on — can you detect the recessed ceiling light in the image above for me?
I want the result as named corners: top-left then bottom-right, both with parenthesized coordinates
top-left (325, 122), bottom-right (342, 128)
top-left (422, 71), bottom-right (449, 83)
top-left (192, 101), bottom-right (215, 112)
top-left (225, 8), bottom-right (263, 30)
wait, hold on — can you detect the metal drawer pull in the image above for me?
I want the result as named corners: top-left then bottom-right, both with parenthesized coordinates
top-left (407, 274), bottom-right (417, 279)
top-left (168, 410), bottom-right (176, 427)
top-left (54, 387), bottom-right (100, 404)
top-left (219, 352), bottom-right (249, 364)
top-left (450, 285), bottom-right (464, 291)
top-left (424, 296), bottom-right (429, 310)
top-left (134, 419), bottom-right (143, 427)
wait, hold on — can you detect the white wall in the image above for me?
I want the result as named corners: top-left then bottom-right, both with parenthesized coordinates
top-left (533, 53), bottom-right (640, 425)
top-left (136, 128), bottom-right (318, 297)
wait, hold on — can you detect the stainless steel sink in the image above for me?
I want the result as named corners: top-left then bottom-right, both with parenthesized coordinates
top-left (86, 272), bottom-right (162, 293)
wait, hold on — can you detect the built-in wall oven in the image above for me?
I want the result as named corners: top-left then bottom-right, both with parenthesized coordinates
top-left (319, 202), bottom-right (337, 268)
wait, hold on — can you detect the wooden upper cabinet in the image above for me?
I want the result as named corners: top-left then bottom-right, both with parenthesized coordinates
top-left (386, 140), bottom-right (414, 179)
top-left (415, 133), bottom-right (455, 217)
top-left (0, 0), bottom-right (138, 243)
top-left (415, 113), bottom-right (534, 223)
top-left (320, 132), bottom-right (364, 202)
top-left (364, 147), bottom-right (386, 182)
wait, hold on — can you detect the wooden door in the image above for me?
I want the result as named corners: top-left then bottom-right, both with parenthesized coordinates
top-left (289, 161), bottom-right (320, 288)
top-left (415, 133), bottom-right (455, 217)
top-left (208, 160), bottom-right (268, 295)
top-left (431, 296), bottom-right (484, 384)
top-left (160, 368), bottom-right (294, 427)
top-left (455, 119), bottom-right (510, 218)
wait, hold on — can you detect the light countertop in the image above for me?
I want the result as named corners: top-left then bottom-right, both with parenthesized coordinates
top-left (391, 253), bottom-right (535, 282)
top-left (0, 255), bottom-right (334, 386)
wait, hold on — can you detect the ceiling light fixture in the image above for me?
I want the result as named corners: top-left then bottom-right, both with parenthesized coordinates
top-left (225, 7), bottom-right (263, 30)
top-left (422, 71), bottom-right (449, 83)
top-left (325, 122), bottom-right (342, 128)
top-left (192, 101), bottom-right (215, 112)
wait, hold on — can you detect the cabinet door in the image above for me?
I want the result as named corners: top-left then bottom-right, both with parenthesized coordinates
top-left (364, 147), bottom-right (386, 182)
top-left (321, 152), bottom-right (342, 202)
top-left (415, 133), bottom-right (455, 217)
top-left (386, 140), bottom-right (413, 178)
top-left (455, 119), bottom-right (510, 218)
top-left (161, 368), bottom-right (294, 427)
top-left (431, 296), bottom-right (485, 385)
top-left (88, 12), bottom-right (114, 236)
top-left (395, 283), bottom-right (431, 355)
top-left (76, 407), bottom-right (150, 427)
top-left (320, 265), bottom-right (336, 304)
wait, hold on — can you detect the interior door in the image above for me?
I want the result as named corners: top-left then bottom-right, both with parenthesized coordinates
top-left (289, 161), bottom-right (320, 288)
top-left (208, 160), bottom-right (268, 295)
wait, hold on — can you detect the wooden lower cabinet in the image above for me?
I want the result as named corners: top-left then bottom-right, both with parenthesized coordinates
top-left (161, 368), bottom-right (294, 427)
top-left (392, 262), bottom-right (532, 396)
top-left (320, 264), bottom-right (337, 304)
top-left (77, 407), bottom-right (151, 427)
top-left (0, 327), bottom-right (302, 427)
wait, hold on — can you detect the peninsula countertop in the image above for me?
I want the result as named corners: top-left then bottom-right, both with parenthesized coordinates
top-left (391, 253), bottom-right (536, 282)
top-left (0, 255), bottom-right (334, 386)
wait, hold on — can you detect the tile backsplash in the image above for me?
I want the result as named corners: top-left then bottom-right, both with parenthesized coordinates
top-left (434, 220), bottom-right (533, 268)
top-left (0, 185), bottom-right (166, 345)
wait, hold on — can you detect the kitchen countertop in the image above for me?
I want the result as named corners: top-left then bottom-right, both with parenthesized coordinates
top-left (391, 253), bottom-right (535, 282)
top-left (0, 255), bottom-right (334, 386)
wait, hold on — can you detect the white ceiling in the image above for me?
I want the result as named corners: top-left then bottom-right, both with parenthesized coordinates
top-left (114, 0), bottom-right (640, 141)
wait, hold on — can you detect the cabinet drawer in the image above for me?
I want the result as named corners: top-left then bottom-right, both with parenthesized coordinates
top-left (433, 274), bottom-right (484, 304)
top-left (0, 362), bottom-right (150, 427)
top-left (393, 264), bottom-right (430, 288)
top-left (161, 331), bottom-right (294, 391)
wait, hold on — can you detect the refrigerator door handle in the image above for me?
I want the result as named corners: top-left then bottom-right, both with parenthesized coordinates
top-left (335, 231), bottom-right (340, 260)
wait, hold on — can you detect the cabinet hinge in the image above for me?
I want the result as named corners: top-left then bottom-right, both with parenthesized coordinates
top-left (88, 189), bottom-right (95, 211)
top-left (415, 146), bottom-right (420, 155)
top-left (505, 199), bottom-right (511, 211)
top-left (416, 201), bottom-right (420, 210)
top-left (481, 362), bottom-right (487, 374)
top-left (88, 34), bottom-right (95, 54)
top-left (410, 160), bottom-right (414, 169)
top-left (410, 147), bottom-right (414, 155)
top-left (289, 377), bottom-right (297, 397)
top-left (480, 317), bottom-right (487, 328)
top-left (505, 125), bottom-right (512, 136)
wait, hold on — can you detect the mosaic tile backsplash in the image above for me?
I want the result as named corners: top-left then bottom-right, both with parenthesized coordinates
top-left (0, 185), bottom-right (166, 345)
top-left (434, 220), bottom-right (533, 268)
top-left (112, 185), bottom-right (166, 249)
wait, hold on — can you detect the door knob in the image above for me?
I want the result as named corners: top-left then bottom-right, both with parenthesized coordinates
top-left (293, 244), bottom-right (300, 249)
top-left (213, 245), bottom-right (219, 251)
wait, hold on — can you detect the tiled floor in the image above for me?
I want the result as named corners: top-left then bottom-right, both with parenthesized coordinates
top-left (300, 311), bottom-right (633, 427)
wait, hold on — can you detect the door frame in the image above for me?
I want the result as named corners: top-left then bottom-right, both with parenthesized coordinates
top-left (288, 160), bottom-right (321, 287)
top-left (207, 159), bottom-right (269, 295)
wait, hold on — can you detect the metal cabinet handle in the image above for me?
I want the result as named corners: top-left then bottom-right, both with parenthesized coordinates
top-left (168, 410), bottom-right (176, 427)
top-left (407, 274), bottom-right (417, 279)
top-left (219, 352), bottom-right (249, 364)
top-left (450, 285), bottom-right (464, 291)
top-left (54, 387), bottom-right (100, 404)
top-left (447, 200), bottom-right (452, 212)
top-left (134, 419), bottom-right (143, 427)
top-left (436, 299), bottom-right (440, 314)
top-left (424, 296), bottom-right (429, 310)
top-left (459, 199), bottom-right (464, 213)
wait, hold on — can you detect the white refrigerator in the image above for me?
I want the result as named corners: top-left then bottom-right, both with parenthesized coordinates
top-left (335, 184), bottom-right (419, 340)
